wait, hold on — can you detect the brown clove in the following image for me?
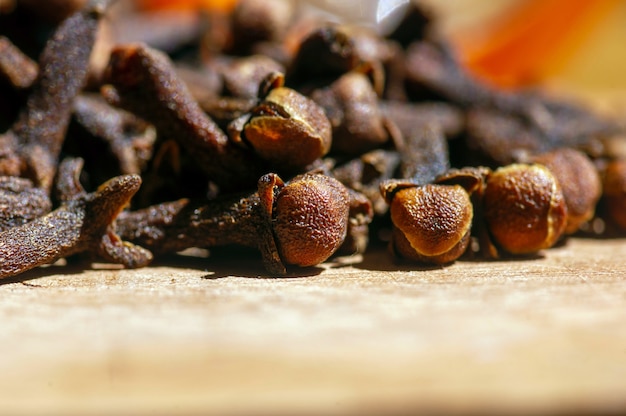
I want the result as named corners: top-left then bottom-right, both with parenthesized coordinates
top-left (116, 172), bottom-right (350, 275)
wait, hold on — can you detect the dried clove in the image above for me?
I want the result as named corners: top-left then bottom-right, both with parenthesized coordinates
top-left (66, 94), bottom-right (156, 183)
top-left (0, 0), bottom-right (623, 279)
top-left (0, 158), bottom-right (152, 279)
top-left (397, 124), bottom-right (449, 185)
top-left (601, 159), bottom-right (626, 232)
top-left (464, 107), bottom-right (547, 166)
top-left (116, 173), bottom-right (350, 275)
top-left (380, 180), bottom-right (473, 264)
top-left (528, 148), bottom-right (601, 234)
top-left (228, 73), bottom-right (332, 171)
top-left (288, 23), bottom-right (393, 94)
top-left (436, 164), bottom-right (568, 257)
top-left (379, 101), bottom-right (464, 140)
top-left (214, 54), bottom-right (286, 99)
top-left (310, 71), bottom-right (389, 155)
top-left (229, 0), bottom-right (295, 55)
top-left (0, 36), bottom-right (38, 90)
top-left (331, 149), bottom-right (400, 216)
top-left (102, 43), bottom-right (271, 192)
top-left (0, 0), bottom-right (110, 190)
top-left (482, 164), bottom-right (568, 255)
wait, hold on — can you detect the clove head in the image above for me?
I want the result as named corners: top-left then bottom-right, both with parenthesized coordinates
top-left (483, 164), bottom-right (567, 254)
top-left (311, 71), bottom-right (388, 155)
top-left (388, 184), bottom-right (473, 264)
top-left (242, 87), bottom-right (332, 170)
top-left (272, 173), bottom-right (350, 267)
top-left (530, 148), bottom-right (601, 234)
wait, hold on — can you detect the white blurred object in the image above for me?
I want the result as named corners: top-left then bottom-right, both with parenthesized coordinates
top-left (295, 0), bottom-right (410, 34)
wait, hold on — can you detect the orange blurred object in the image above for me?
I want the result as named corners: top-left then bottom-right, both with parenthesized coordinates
top-left (453, 0), bottom-right (621, 89)
top-left (136, 0), bottom-right (237, 13)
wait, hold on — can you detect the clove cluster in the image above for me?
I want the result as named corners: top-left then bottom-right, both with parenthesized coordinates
top-left (1, 0), bottom-right (625, 279)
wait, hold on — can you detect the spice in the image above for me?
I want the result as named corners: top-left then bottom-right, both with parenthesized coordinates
top-left (102, 43), bottom-right (268, 192)
top-left (482, 164), bottom-right (568, 255)
top-left (288, 23), bottom-right (393, 95)
top-left (103, 44), bottom-right (332, 190)
top-left (0, 0), bottom-right (622, 278)
top-left (0, 36), bottom-right (38, 90)
top-left (0, 158), bottom-right (152, 279)
top-left (0, 0), bottom-right (109, 190)
top-left (229, 0), bottom-right (295, 55)
top-left (68, 94), bottom-right (156, 183)
top-left (331, 149), bottom-right (400, 216)
top-left (529, 148), bottom-right (601, 234)
top-left (228, 72), bottom-right (332, 171)
top-left (396, 124), bottom-right (449, 185)
top-left (381, 181), bottom-right (473, 264)
top-left (310, 71), bottom-right (389, 155)
top-left (116, 173), bottom-right (350, 275)
top-left (601, 159), bottom-right (626, 231)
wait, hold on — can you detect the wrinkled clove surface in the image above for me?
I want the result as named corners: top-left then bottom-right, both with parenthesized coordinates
top-left (0, 176), bottom-right (51, 232)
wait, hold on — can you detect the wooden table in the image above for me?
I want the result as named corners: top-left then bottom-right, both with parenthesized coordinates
top-left (1, 236), bottom-right (625, 415)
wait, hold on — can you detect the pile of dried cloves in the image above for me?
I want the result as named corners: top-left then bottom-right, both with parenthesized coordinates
top-left (1, 0), bottom-right (626, 279)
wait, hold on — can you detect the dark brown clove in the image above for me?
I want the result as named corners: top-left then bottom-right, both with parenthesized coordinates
top-left (0, 158), bottom-right (152, 279)
top-left (0, 36), bottom-right (38, 90)
top-left (288, 23), bottom-right (393, 94)
top-left (601, 159), bottom-right (626, 232)
top-left (397, 124), bottom-right (449, 185)
top-left (116, 173), bottom-right (350, 275)
top-left (67, 94), bottom-right (156, 183)
top-left (229, 0), bottom-right (295, 55)
top-left (216, 54), bottom-right (286, 99)
top-left (102, 43), bottom-right (270, 192)
top-left (311, 71), bottom-right (389, 155)
top-left (0, 0), bottom-right (109, 190)
top-left (331, 149), bottom-right (400, 216)
top-left (464, 107), bottom-right (546, 166)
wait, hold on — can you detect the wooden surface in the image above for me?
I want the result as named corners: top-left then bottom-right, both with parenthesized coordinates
top-left (1, 237), bottom-right (626, 416)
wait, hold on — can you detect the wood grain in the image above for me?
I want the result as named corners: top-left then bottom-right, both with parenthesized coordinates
top-left (1, 237), bottom-right (625, 415)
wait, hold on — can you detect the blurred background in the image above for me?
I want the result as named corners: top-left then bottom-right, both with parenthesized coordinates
top-left (2, 0), bottom-right (624, 95)
top-left (433, 0), bottom-right (626, 96)
top-left (131, 0), bottom-right (626, 95)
